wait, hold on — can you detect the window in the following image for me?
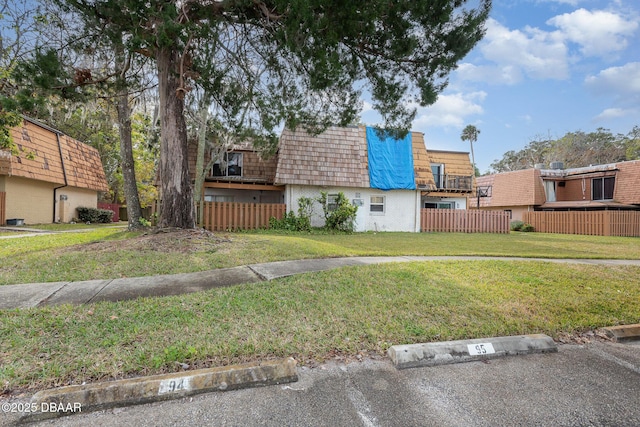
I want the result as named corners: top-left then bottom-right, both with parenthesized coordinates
top-left (431, 164), bottom-right (444, 189)
top-left (326, 194), bottom-right (339, 212)
top-left (370, 196), bottom-right (385, 213)
top-left (592, 177), bottom-right (615, 200)
top-left (543, 180), bottom-right (556, 202)
top-left (212, 152), bottom-right (243, 177)
top-left (504, 209), bottom-right (512, 219)
top-left (204, 195), bottom-right (234, 202)
top-left (424, 202), bottom-right (454, 209)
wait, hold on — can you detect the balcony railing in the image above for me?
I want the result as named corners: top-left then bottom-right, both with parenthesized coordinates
top-left (432, 174), bottom-right (473, 192)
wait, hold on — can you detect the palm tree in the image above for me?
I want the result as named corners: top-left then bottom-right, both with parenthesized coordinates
top-left (461, 125), bottom-right (480, 176)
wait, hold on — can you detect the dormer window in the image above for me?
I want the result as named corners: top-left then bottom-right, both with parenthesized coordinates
top-left (212, 152), bottom-right (243, 177)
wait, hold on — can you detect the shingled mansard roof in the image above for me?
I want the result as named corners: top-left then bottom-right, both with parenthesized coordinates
top-left (275, 126), bottom-right (443, 190)
top-left (0, 117), bottom-right (109, 192)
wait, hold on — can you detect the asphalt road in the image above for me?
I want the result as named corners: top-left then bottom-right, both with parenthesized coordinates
top-left (12, 340), bottom-right (639, 427)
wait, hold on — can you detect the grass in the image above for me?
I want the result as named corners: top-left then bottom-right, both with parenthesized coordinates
top-left (1, 229), bottom-right (639, 285)
top-left (0, 228), bottom-right (639, 393)
top-left (1, 260), bottom-right (639, 392)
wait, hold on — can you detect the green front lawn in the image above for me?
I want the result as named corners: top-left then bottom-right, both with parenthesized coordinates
top-left (0, 229), bottom-right (639, 393)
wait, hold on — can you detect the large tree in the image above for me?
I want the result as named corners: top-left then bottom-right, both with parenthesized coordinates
top-left (489, 127), bottom-right (636, 173)
top-left (55, 0), bottom-right (491, 229)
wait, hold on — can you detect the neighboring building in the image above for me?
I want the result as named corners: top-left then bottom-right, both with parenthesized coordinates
top-left (472, 161), bottom-right (640, 221)
top-left (187, 139), bottom-right (283, 204)
top-left (274, 126), bottom-right (474, 232)
top-left (0, 117), bottom-right (109, 225)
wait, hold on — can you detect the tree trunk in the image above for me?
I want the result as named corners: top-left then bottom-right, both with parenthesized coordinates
top-left (193, 94), bottom-right (211, 226)
top-left (115, 46), bottom-right (143, 230)
top-left (157, 46), bottom-right (196, 229)
top-left (116, 93), bottom-right (144, 229)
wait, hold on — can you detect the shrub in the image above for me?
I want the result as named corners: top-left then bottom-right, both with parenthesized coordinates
top-left (521, 223), bottom-right (535, 232)
top-left (510, 220), bottom-right (524, 231)
top-left (317, 191), bottom-right (357, 232)
top-left (269, 196), bottom-right (314, 232)
top-left (77, 207), bottom-right (114, 223)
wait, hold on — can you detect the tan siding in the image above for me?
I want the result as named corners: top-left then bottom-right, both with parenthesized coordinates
top-left (427, 150), bottom-right (474, 177)
top-left (412, 132), bottom-right (436, 189)
top-left (4, 176), bottom-right (56, 224)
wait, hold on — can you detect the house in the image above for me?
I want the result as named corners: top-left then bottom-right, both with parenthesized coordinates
top-left (187, 139), bottom-right (283, 204)
top-left (274, 126), bottom-right (475, 232)
top-left (471, 161), bottom-right (640, 221)
top-left (0, 117), bottom-right (109, 225)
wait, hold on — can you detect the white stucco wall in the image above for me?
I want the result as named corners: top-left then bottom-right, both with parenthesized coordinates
top-left (284, 185), bottom-right (421, 232)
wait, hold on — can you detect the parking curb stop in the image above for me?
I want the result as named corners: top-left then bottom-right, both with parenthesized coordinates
top-left (21, 357), bottom-right (298, 422)
top-left (388, 334), bottom-right (558, 369)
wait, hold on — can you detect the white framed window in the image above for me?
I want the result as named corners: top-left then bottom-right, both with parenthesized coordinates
top-left (325, 194), bottom-right (339, 212)
top-left (370, 195), bottom-right (385, 213)
top-left (431, 163), bottom-right (444, 189)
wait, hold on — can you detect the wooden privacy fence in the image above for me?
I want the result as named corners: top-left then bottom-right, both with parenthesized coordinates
top-left (523, 211), bottom-right (640, 237)
top-left (0, 192), bottom-right (5, 225)
top-left (421, 209), bottom-right (510, 233)
top-left (200, 201), bottom-right (286, 231)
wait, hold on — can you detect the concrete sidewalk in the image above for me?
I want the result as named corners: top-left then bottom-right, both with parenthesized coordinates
top-left (2, 256), bottom-right (640, 310)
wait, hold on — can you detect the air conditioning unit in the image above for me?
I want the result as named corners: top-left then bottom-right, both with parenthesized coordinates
top-left (549, 161), bottom-right (564, 170)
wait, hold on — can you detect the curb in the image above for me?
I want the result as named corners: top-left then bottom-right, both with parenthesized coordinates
top-left (388, 334), bottom-right (557, 369)
top-left (601, 324), bottom-right (640, 343)
top-left (21, 357), bottom-right (297, 423)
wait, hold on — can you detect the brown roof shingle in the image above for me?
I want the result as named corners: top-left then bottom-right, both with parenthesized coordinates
top-left (2, 118), bottom-right (108, 191)
top-left (275, 126), bottom-right (369, 187)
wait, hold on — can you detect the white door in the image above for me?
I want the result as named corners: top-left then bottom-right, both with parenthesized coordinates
top-left (353, 199), bottom-right (366, 232)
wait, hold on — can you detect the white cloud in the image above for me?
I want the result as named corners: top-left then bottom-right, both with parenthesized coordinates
top-left (593, 107), bottom-right (637, 121)
top-left (361, 100), bottom-right (374, 113)
top-left (413, 91), bottom-right (486, 128)
top-left (585, 62), bottom-right (640, 95)
top-left (470, 18), bottom-right (569, 83)
top-left (456, 63), bottom-right (522, 85)
top-left (547, 9), bottom-right (638, 57)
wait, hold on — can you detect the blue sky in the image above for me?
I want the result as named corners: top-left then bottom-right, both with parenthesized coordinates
top-left (361, 0), bottom-right (640, 173)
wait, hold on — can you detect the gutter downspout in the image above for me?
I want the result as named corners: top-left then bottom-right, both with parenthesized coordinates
top-left (53, 132), bottom-right (68, 222)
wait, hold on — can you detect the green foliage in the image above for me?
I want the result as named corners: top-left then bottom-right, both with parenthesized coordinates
top-left (317, 192), bottom-right (357, 232)
top-left (490, 126), bottom-right (638, 173)
top-left (152, 344), bottom-right (197, 369)
top-left (139, 217), bottom-right (152, 227)
top-left (510, 220), bottom-right (524, 231)
top-left (520, 223), bottom-right (535, 232)
top-left (511, 220), bottom-right (534, 232)
top-left (76, 207), bottom-right (114, 223)
top-left (0, 111), bottom-right (22, 151)
top-left (269, 196), bottom-right (314, 232)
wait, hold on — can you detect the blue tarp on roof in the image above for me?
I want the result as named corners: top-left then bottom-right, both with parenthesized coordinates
top-left (366, 127), bottom-right (416, 190)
